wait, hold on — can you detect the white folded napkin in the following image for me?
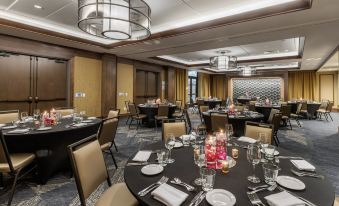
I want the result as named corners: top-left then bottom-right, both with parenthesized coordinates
top-left (7, 128), bottom-right (30, 134)
top-left (237, 136), bottom-right (257, 143)
top-left (132, 150), bottom-right (152, 162)
top-left (264, 191), bottom-right (305, 206)
top-left (151, 183), bottom-right (188, 206)
top-left (291, 160), bottom-right (315, 171)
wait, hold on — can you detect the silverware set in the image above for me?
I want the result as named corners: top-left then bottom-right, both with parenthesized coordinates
top-left (170, 177), bottom-right (195, 191)
top-left (290, 169), bottom-right (324, 179)
top-left (247, 192), bottom-right (266, 206)
top-left (138, 176), bottom-right (168, 196)
top-left (188, 191), bottom-right (206, 206)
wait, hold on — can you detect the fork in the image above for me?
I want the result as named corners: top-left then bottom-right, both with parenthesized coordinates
top-left (138, 176), bottom-right (169, 196)
top-left (247, 192), bottom-right (266, 206)
top-left (290, 169), bottom-right (324, 179)
top-left (248, 184), bottom-right (277, 194)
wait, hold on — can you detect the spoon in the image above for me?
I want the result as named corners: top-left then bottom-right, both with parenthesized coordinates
top-left (248, 184), bottom-right (277, 194)
top-left (170, 178), bottom-right (195, 191)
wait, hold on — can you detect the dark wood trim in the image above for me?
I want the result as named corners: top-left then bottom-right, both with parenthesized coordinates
top-left (316, 45), bottom-right (339, 71)
top-left (109, 0), bottom-right (312, 48)
top-left (101, 54), bottom-right (117, 116)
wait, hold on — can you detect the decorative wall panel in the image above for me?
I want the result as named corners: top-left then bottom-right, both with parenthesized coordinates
top-left (232, 78), bottom-right (281, 102)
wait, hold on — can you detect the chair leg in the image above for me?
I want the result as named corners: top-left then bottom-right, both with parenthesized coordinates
top-left (0, 172), bottom-right (4, 189)
top-left (113, 141), bottom-right (118, 152)
top-left (129, 118), bottom-right (133, 129)
top-left (296, 118), bottom-right (301, 127)
top-left (136, 120), bottom-right (140, 130)
top-left (154, 119), bottom-right (157, 132)
top-left (324, 113), bottom-right (328, 121)
top-left (7, 169), bottom-right (21, 206)
top-left (109, 149), bottom-right (118, 168)
top-left (328, 113), bottom-right (333, 121)
top-left (288, 119), bottom-right (292, 130)
top-left (125, 116), bottom-right (130, 125)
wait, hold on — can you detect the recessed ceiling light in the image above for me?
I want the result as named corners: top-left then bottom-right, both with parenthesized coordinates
top-left (34, 4), bottom-right (43, 9)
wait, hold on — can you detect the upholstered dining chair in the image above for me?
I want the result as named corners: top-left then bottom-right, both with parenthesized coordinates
top-left (198, 105), bottom-right (209, 122)
top-left (128, 103), bottom-right (147, 130)
top-left (173, 100), bottom-right (184, 118)
top-left (210, 113), bottom-right (229, 133)
top-left (271, 113), bottom-right (283, 146)
top-left (124, 100), bottom-right (132, 125)
top-left (290, 103), bottom-right (303, 127)
top-left (107, 109), bottom-right (120, 119)
top-left (154, 104), bottom-right (169, 130)
top-left (68, 135), bottom-right (138, 206)
top-left (162, 121), bottom-right (187, 142)
top-left (244, 122), bottom-right (273, 145)
top-left (281, 105), bottom-right (292, 130)
top-left (55, 107), bottom-right (74, 116)
top-left (267, 109), bottom-right (280, 124)
top-left (0, 110), bottom-right (19, 124)
top-left (317, 101), bottom-right (333, 121)
top-left (0, 130), bottom-right (37, 206)
top-left (97, 118), bottom-right (119, 168)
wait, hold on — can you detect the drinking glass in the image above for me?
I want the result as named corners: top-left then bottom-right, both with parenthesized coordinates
top-left (194, 145), bottom-right (206, 185)
top-left (247, 143), bottom-right (261, 183)
top-left (157, 149), bottom-right (168, 167)
top-left (262, 163), bottom-right (280, 185)
top-left (201, 168), bottom-right (216, 191)
top-left (258, 132), bottom-right (268, 146)
top-left (225, 124), bottom-right (234, 146)
top-left (182, 135), bottom-right (190, 146)
top-left (190, 134), bottom-right (196, 147)
top-left (263, 145), bottom-right (276, 161)
top-left (21, 112), bottom-right (28, 122)
top-left (33, 109), bottom-right (40, 120)
top-left (165, 134), bottom-right (176, 163)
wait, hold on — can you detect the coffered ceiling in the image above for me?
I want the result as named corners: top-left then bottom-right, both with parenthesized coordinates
top-left (0, 0), bottom-right (339, 73)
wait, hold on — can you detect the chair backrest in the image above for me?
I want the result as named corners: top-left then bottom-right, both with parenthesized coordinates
top-left (327, 102), bottom-right (333, 112)
top-left (162, 121), bottom-right (186, 141)
top-left (272, 113), bottom-right (282, 132)
top-left (184, 109), bottom-right (192, 132)
top-left (280, 105), bottom-right (291, 117)
top-left (128, 103), bottom-right (137, 116)
top-left (301, 102), bottom-right (307, 111)
top-left (175, 100), bottom-right (182, 109)
top-left (0, 130), bottom-right (15, 172)
top-left (157, 105), bottom-right (169, 117)
top-left (107, 109), bottom-right (120, 119)
top-left (268, 109), bottom-right (279, 124)
top-left (68, 135), bottom-right (111, 206)
top-left (56, 108), bottom-right (74, 116)
top-left (248, 104), bottom-right (256, 112)
top-left (319, 101), bottom-right (328, 110)
top-left (196, 99), bottom-right (205, 106)
top-left (0, 110), bottom-right (19, 124)
top-left (296, 103), bottom-right (302, 114)
top-left (235, 105), bottom-right (244, 112)
top-left (211, 113), bottom-right (229, 132)
top-left (199, 105), bottom-right (209, 113)
top-left (97, 118), bottom-right (119, 147)
top-left (245, 122), bottom-right (273, 144)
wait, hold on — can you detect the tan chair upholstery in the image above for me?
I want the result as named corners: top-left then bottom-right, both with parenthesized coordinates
top-left (56, 108), bottom-right (74, 116)
top-left (272, 113), bottom-right (282, 145)
top-left (97, 118), bottom-right (119, 168)
top-left (0, 130), bottom-right (36, 206)
top-left (155, 105), bottom-right (169, 120)
top-left (162, 122), bottom-right (186, 142)
top-left (334, 197), bottom-right (339, 206)
top-left (107, 109), bottom-right (120, 119)
top-left (235, 105), bottom-right (244, 112)
top-left (211, 113), bottom-right (228, 132)
top-left (268, 109), bottom-right (279, 124)
top-left (175, 100), bottom-right (182, 109)
top-left (0, 110), bottom-right (19, 124)
top-left (245, 122), bottom-right (273, 144)
top-left (68, 136), bottom-right (138, 206)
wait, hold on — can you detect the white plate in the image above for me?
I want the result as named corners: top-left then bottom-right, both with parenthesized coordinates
top-left (206, 189), bottom-right (236, 206)
top-left (0, 124), bottom-right (6, 128)
top-left (276, 176), bottom-right (305, 190)
top-left (174, 142), bottom-right (183, 148)
top-left (141, 164), bottom-right (163, 176)
top-left (261, 149), bottom-right (280, 156)
top-left (82, 120), bottom-right (93, 123)
top-left (37, 127), bottom-right (52, 131)
top-left (2, 125), bottom-right (17, 130)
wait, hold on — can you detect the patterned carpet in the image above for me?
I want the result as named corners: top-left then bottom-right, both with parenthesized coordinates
top-left (0, 111), bottom-right (338, 205)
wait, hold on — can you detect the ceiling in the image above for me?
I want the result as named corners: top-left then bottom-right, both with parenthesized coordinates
top-left (0, 0), bottom-right (339, 73)
top-left (318, 49), bottom-right (339, 72)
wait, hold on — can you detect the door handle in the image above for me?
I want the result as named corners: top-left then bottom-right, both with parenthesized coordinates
top-left (35, 96), bottom-right (39, 102)
top-left (27, 96), bottom-right (33, 103)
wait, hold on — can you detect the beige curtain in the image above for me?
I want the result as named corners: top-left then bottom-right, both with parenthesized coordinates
top-left (174, 69), bottom-right (188, 103)
top-left (212, 76), bottom-right (226, 100)
top-left (288, 71), bottom-right (317, 100)
top-left (198, 73), bottom-right (211, 98)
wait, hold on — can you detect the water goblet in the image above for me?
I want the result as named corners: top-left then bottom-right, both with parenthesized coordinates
top-left (165, 133), bottom-right (176, 163)
top-left (194, 145), bottom-right (206, 185)
top-left (247, 143), bottom-right (261, 183)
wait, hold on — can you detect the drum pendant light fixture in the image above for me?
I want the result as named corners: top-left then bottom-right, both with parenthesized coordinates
top-left (78, 0), bottom-right (151, 40)
top-left (210, 51), bottom-right (237, 71)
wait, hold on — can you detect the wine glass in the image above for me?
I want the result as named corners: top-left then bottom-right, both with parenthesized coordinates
top-left (225, 124), bottom-right (234, 146)
top-left (33, 109), bottom-right (40, 120)
top-left (165, 133), bottom-right (176, 163)
top-left (247, 143), bottom-right (261, 183)
top-left (21, 112), bottom-right (28, 122)
top-left (194, 145), bottom-right (206, 185)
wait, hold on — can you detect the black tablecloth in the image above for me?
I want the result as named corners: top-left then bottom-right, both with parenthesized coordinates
top-left (124, 142), bottom-right (335, 206)
top-left (138, 105), bottom-right (177, 127)
top-left (287, 102), bottom-right (321, 118)
top-left (204, 100), bottom-right (222, 109)
top-left (202, 111), bottom-right (264, 136)
top-left (3, 118), bottom-right (101, 184)
top-left (255, 105), bottom-right (281, 122)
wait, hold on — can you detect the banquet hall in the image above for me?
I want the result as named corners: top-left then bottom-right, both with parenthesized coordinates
top-left (0, 0), bottom-right (339, 205)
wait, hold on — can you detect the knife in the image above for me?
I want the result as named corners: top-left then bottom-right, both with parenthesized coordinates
top-left (194, 192), bottom-right (206, 206)
top-left (189, 191), bottom-right (204, 206)
top-left (277, 156), bottom-right (303, 159)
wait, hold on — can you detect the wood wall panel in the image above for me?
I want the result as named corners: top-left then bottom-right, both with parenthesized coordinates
top-left (166, 68), bottom-right (176, 102)
top-left (101, 54), bottom-right (117, 116)
top-left (73, 56), bottom-right (102, 117)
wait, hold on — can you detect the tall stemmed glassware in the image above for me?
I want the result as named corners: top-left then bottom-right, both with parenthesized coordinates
top-left (165, 133), bottom-right (176, 163)
top-left (225, 124), bottom-right (234, 146)
top-left (194, 145), bottom-right (206, 185)
top-left (247, 143), bottom-right (261, 183)
top-left (21, 112), bottom-right (28, 122)
top-left (33, 109), bottom-right (40, 120)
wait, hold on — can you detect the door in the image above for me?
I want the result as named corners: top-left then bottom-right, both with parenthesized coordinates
top-left (135, 70), bottom-right (158, 104)
top-left (34, 57), bottom-right (68, 111)
top-left (0, 53), bottom-right (32, 113)
top-left (320, 74), bottom-right (334, 102)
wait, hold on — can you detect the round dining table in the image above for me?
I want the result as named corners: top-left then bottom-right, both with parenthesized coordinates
top-left (138, 104), bottom-right (177, 127)
top-left (3, 117), bottom-right (101, 184)
top-left (202, 111), bottom-right (265, 136)
top-left (124, 141), bottom-right (335, 206)
top-left (204, 100), bottom-right (222, 109)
